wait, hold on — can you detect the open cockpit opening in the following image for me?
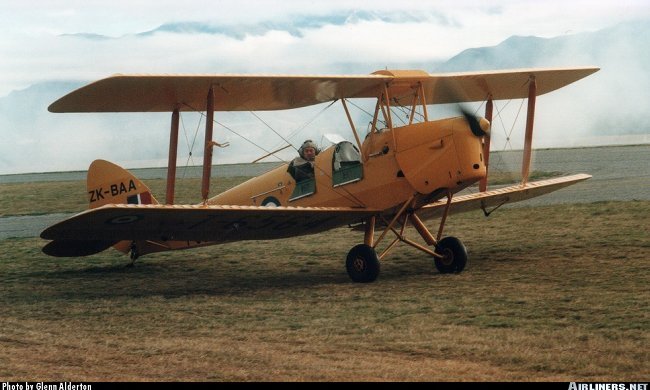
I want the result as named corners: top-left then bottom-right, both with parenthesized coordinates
top-left (332, 141), bottom-right (363, 187)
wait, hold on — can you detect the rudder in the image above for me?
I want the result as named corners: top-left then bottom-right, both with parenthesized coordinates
top-left (87, 159), bottom-right (158, 208)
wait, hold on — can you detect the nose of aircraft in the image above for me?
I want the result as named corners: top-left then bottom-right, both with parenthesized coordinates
top-left (479, 117), bottom-right (491, 137)
top-left (460, 107), bottom-right (491, 138)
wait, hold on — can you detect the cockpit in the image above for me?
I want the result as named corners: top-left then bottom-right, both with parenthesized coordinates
top-left (289, 141), bottom-right (364, 201)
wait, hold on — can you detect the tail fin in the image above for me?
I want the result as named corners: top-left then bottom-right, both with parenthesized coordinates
top-left (87, 159), bottom-right (158, 208)
top-left (42, 160), bottom-right (159, 257)
top-left (86, 159), bottom-right (159, 256)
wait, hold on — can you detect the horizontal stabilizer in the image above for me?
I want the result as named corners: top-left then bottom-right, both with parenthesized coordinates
top-left (419, 174), bottom-right (592, 219)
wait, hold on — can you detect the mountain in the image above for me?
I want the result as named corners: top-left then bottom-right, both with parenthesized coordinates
top-left (0, 81), bottom-right (170, 174)
top-left (437, 20), bottom-right (650, 71)
top-left (0, 81), bottom-right (82, 128)
top-left (63, 11), bottom-right (435, 40)
top-left (435, 20), bottom-right (650, 138)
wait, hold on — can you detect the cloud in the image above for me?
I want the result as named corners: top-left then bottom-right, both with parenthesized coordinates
top-left (3, 1), bottom-right (649, 96)
top-left (1, 1), bottom-right (649, 173)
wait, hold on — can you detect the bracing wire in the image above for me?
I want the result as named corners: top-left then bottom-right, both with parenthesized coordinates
top-left (179, 111), bottom-right (202, 179)
top-left (180, 102), bottom-right (284, 163)
top-left (175, 101), bottom-right (366, 207)
top-left (182, 99), bottom-right (339, 163)
top-left (488, 98), bottom-right (526, 176)
top-left (390, 104), bottom-right (409, 127)
top-left (280, 99), bottom-right (339, 148)
top-left (249, 111), bottom-right (298, 155)
top-left (505, 99), bottom-right (526, 151)
top-left (346, 99), bottom-right (386, 130)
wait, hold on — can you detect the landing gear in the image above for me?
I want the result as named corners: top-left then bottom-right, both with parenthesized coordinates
top-left (127, 241), bottom-right (139, 268)
top-left (346, 244), bottom-right (380, 283)
top-left (434, 236), bottom-right (468, 274)
top-left (346, 192), bottom-right (469, 282)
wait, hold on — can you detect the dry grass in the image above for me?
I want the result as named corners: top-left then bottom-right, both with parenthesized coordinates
top-left (0, 200), bottom-right (648, 381)
top-left (0, 177), bottom-right (250, 216)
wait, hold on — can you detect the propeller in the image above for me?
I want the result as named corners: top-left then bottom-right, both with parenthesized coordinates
top-left (459, 105), bottom-right (490, 138)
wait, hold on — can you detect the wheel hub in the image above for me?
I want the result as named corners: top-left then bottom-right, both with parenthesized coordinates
top-left (438, 248), bottom-right (454, 266)
top-left (352, 257), bottom-right (366, 272)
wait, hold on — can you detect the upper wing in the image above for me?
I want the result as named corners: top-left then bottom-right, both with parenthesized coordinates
top-left (41, 204), bottom-right (378, 243)
top-left (49, 73), bottom-right (390, 113)
top-left (48, 67), bottom-right (599, 113)
top-left (419, 66), bottom-right (599, 106)
top-left (417, 174), bottom-right (592, 219)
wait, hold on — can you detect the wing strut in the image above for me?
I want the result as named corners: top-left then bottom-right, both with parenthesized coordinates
top-left (522, 77), bottom-right (537, 185)
top-left (341, 99), bottom-right (363, 152)
top-left (202, 86), bottom-right (215, 201)
top-left (166, 108), bottom-right (180, 204)
top-left (479, 96), bottom-right (493, 192)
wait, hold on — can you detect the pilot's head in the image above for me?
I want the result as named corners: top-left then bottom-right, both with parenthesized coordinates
top-left (299, 140), bottom-right (320, 161)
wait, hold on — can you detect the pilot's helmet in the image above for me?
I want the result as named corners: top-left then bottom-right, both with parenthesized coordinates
top-left (298, 140), bottom-right (320, 159)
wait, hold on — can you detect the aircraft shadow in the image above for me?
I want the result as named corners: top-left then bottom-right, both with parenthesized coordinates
top-left (35, 257), bottom-right (440, 300)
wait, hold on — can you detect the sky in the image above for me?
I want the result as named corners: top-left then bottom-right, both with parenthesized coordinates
top-left (0, 0), bottom-right (649, 174)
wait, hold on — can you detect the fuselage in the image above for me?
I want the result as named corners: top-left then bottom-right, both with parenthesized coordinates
top-left (119, 115), bottom-right (488, 256)
top-left (209, 116), bottom-right (487, 214)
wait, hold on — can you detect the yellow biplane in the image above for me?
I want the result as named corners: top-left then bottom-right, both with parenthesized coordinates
top-left (41, 66), bottom-right (599, 282)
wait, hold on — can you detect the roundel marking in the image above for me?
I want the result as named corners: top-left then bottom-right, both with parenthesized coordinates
top-left (106, 215), bottom-right (143, 225)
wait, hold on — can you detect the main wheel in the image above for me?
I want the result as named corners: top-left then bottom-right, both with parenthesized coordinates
top-left (346, 244), bottom-right (380, 283)
top-left (434, 236), bottom-right (468, 274)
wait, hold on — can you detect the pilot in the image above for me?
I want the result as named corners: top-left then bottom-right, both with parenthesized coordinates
top-left (288, 139), bottom-right (320, 181)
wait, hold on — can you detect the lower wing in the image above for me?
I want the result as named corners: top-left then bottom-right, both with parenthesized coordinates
top-left (418, 173), bottom-right (592, 219)
top-left (41, 204), bottom-right (378, 257)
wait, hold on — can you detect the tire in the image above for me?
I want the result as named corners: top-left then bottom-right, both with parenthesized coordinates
top-left (434, 236), bottom-right (468, 274)
top-left (346, 244), bottom-right (380, 283)
top-left (261, 196), bottom-right (280, 207)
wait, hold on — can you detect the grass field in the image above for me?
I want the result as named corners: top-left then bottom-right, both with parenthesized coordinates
top-left (0, 176), bottom-right (250, 217)
top-left (0, 171), bottom-right (561, 217)
top-left (0, 179), bottom-right (648, 381)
